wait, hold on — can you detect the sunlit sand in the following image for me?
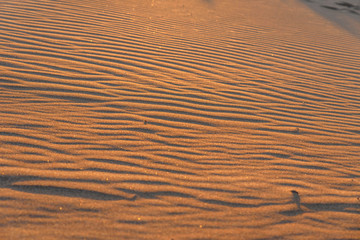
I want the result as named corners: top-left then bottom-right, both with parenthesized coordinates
top-left (1, 0), bottom-right (359, 239)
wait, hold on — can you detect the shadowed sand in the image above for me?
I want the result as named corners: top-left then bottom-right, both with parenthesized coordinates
top-left (302, 0), bottom-right (360, 38)
top-left (1, 0), bottom-right (360, 239)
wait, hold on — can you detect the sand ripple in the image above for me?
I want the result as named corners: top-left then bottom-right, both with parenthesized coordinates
top-left (1, 0), bottom-right (360, 239)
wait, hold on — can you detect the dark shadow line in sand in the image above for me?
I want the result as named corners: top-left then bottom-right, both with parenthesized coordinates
top-left (277, 182), bottom-right (312, 189)
top-left (280, 202), bottom-right (360, 216)
top-left (256, 127), bottom-right (302, 135)
top-left (86, 157), bottom-right (197, 176)
top-left (9, 184), bottom-right (134, 201)
top-left (121, 180), bottom-right (241, 195)
top-left (303, 203), bottom-right (360, 213)
top-left (0, 196), bottom-right (17, 201)
top-left (16, 83), bottom-right (115, 98)
top-left (150, 167), bottom-right (198, 176)
top-left (120, 127), bottom-right (157, 134)
top-left (157, 153), bottom-right (199, 162)
top-left (122, 179), bottom-right (171, 186)
top-left (4, 141), bottom-right (67, 154)
top-left (145, 108), bottom-right (268, 123)
top-left (0, 131), bottom-right (48, 141)
top-left (86, 157), bottom-right (142, 167)
top-left (9, 123), bottom-right (51, 129)
top-left (85, 167), bottom-right (150, 176)
top-left (273, 163), bottom-right (330, 170)
top-left (199, 198), bottom-right (256, 208)
top-left (71, 236), bottom-right (101, 240)
top-left (1, 173), bottom-right (133, 185)
top-left (73, 207), bottom-right (101, 213)
top-left (38, 93), bottom-right (105, 103)
top-left (1, 174), bottom-right (139, 201)
top-left (145, 138), bottom-right (189, 148)
top-left (280, 209), bottom-right (304, 216)
top-left (142, 114), bottom-right (215, 127)
top-left (27, 214), bottom-right (55, 219)
top-left (0, 175), bottom-right (44, 186)
top-left (116, 187), bottom-right (193, 199)
top-left (187, 186), bottom-right (240, 194)
top-left (117, 220), bottom-right (147, 225)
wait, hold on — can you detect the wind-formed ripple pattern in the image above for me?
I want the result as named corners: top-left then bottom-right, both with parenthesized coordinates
top-left (0, 0), bottom-right (359, 239)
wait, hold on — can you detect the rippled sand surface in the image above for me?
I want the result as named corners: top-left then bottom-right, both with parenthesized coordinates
top-left (1, 0), bottom-right (359, 239)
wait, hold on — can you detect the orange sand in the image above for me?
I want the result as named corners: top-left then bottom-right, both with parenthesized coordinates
top-left (0, 0), bottom-right (359, 239)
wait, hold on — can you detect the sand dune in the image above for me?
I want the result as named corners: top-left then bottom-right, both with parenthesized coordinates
top-left (1, 0), bottom-right (360, 239)
top-left (302, 0), bottom-right (360, 38)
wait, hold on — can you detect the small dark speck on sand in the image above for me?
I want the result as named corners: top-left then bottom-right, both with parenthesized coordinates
top-left (144, 120), bottom-right (148, 125)
top-left (291, 190), bottom-right (301, 210)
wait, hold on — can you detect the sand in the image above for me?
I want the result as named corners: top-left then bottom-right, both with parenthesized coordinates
top-left (0, 0), bottom-right (359, 239)
top-left (303, 0), bottom-right (360, 38)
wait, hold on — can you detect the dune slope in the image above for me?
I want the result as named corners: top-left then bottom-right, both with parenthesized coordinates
top-left (0, 0), bottom-right (359, 239)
